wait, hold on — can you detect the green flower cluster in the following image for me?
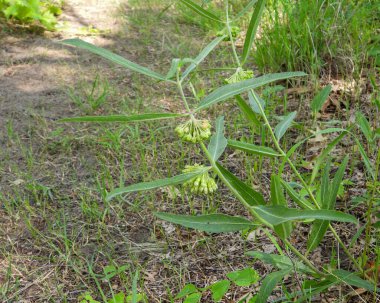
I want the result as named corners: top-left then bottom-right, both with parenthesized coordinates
top-left (175, 118), bottom-right (211, 143)
top-left (225, 68), bottom-right (254, 84)
top-left (216, 26), bottom-right (241, 41)
top-left (182, 164), bottom-right (217, 195)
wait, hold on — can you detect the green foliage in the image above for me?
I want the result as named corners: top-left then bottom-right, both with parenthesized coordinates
top-left (0, 0), bottom-right (61, 30)
top-left (254, 0), bottom-right (379, 77)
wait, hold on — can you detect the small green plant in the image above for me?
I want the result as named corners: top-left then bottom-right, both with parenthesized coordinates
top-left (0, 0), bottom-right (61, 30)
top-left (60, 0), bottom-right (379, 301)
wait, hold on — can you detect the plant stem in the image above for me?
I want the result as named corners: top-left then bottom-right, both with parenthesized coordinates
top-left (176, 68), bottom-right (191, 113)
top-left (225, 0), bottom-right (241, 67)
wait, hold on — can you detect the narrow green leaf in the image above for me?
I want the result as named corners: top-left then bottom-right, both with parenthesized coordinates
top-left (182, 35), bottom-right (226, 80)
top-left (155, 213), bottom-right (256, 233)
top-left (251, 206), bottom-right (357, 225)
top-left (227, 140), bottom-right (281, 157)
top-left (209, 280), bottom-right (230, 302)
top-left (248, 90), bottom-right (265, 114)
top-left (329, 156), bottom-right (349, 209)
top-left (196, 72), bottom-right (307, 111)
top-left (106, 168), bottom-right (208, 201)
top-left (356, 111), bottom-right (373, 144)
top-left (234, 0), bottom-right (258, 20)
top-left (227, 268), bottom-right (259, 287)
top-left (179, 0), bottom-right (222, 23)
top-left (355, 138), bottom-right (375, 180)
top-left (241, 0), bottom-right (266, 64)
top-left (215, 162), bottom-right (265, 206)
top-left (165, 58), bottom-right (181, 80)
top-left (311, 84), bottom-right (332, 112)
top-left (59, 113), bottom-right (186, 123)
top-left (270, 175), bottom-right (292, 239)
top-left (274, 111), bottom-right (297, 141)
top-left (235, 95), bottom-right (260, 127)
top-left (280, 180), bottom-right (314, 210)
top-left (255, 269), bottom-right (291, 303)
top-left (246, 251), bottom-right (313, 273)
top-left (331, 269), bottom-right (377, 292)
top-left (208, 116), bottom-right (228, 161)
top-left (61, 39), bottom-right (167, 81)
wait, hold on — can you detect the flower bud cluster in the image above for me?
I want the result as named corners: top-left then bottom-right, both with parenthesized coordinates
top-left (182, 164), bottom-right (217, 195)
top-left (175, 118), bottom-right (211, 143)
top-left (225, 68), bottom-right (254, 84)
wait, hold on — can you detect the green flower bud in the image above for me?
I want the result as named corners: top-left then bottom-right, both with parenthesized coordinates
top-left (175, 118), bottom-right (212, 143)
top-left (182, 164), bottom-right (217, 195)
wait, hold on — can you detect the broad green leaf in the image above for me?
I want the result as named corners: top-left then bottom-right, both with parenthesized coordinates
top-left (280, 181), bottom-right (314, 210)
top-left (178, 0), bottom-right (222, 23)
top-left (61, 39), bottom-right (166, 81)
top-left (183, 292), bottom-right (202, 303)
top-left (155, 213), bottom-right (256, 233)
top-left (356, 111), bottom-right (373, 144)
top-left (208, 116), bottom-right (228, 161)
top-left (251, 206), bottom-right (357, 225)
top-left (107, 292), bottom-right (125, 303)
top-left (246, 251), bottom-right (313, 273)
top-left (241, 0), bottom-right (266, 65)
top-left (182, 35), bottom-right (226, 80)
top-left (106, 168), bottom-right (208, 201)
top-left (248, 90), bottom-right (265, 114)
top-left (227, 140), bottom-right (281, 157)
top-left (274, 111), bottom-right (297, 141)
top-left (209, 280), bottom-right (230, 302)
top-left (227, 268), bottom-right (259, 287)
top-left (235, 95), bottom-right (260, 127)
top-left (270, 175), bottom-right (292, 239)
top-left (175, 284), bottom-right (198, 299)
top-left (196, 72), bottom-right (307, 111)
top-left (215, 162), bottom-right (265, 206)
top-left (331, 269), bottom-right (377, 292)
top-left (255, 269), bottom-right (291, 303)
top-left (59, 113), bottom-right (186, 123)
top-left (311, 84), bottom-right (332, 112)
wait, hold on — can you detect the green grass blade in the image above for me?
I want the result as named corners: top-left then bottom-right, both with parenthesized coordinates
top-left (215, 162), bottom-right (265, 206)
top-left (356, 111), bottom-right (373, 144)
top-left (208, 116), bottom-right (228, 161)
top-left (178, 0), bottom-right (222, 23)
top-left (181, 35), bottom-right (226, 80)
top-left (59, 113), bottom-right (187, 123)
top-left (61, 39), bottom-right (167, 81)
top-left (255, 269), bottom-right (291, 303)
top-left (155, 213), bottom-right (256, 233)
top-left (196, 72), bottom-right (307, 112)
top-left (235, 95), bottom-right (260, 127)
top-left (251, 206), bottom-right (357, 225)
top-left (227, 139), bottom-right (281, 157)
top-left (274, 111), bottom-right (297, 141)
top-left (270, 175), bottom-right (293, 239)
top-left (311, 84), bottom-right (332, 112)
top-left (106, 168), bottom-right (208, 201)
top-left (241, 0), bottom-right (266, 65)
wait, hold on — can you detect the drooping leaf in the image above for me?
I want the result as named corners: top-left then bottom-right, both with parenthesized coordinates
top-left (61, 39), bottom-right (167, 81)
top-left (155, 212), bottom-right (256, 233)
top-left (235, 95), bottom-right (260, 127)
top-left (280, 180), bottom-right (314, 210)
top-left (227, 268), bottom-right (260, 287)
top-left (274, 111), bottom-right (297, 141)
top-left (196, 72), bottom-right (306, 111)
top-left (248, 90), bottom-right (265, 114)
top-left (208, 116), bottom-right (228, 161)
top-left (59, 113), bottom-right (187, 123)
top-left (106, 168), bottom-right (208, 201)
top-left (227, 140), bottom-right (281, 157)
top-left (182, 35), bottom-right (226, 80)
top-left (246, 251), bottom-right (313, 273)
top-left (330, 269), bottom-right (378, 292)
top-left (311, 84), bottom-right (332, 112)
top-left (270, 175), bottom-right (292, 239)
top-left (178, 0), bottom-right (222, 23)
top-left (209, 280), bottom-right (230, 302)
top-left (215, 162), bottom-right (265, 206)
top-left (251, 206), bottom-right (357, 226)
top-left (241, 0), bottom-right (266, 64)
top-left (255, 269), bottom-right (291, 303)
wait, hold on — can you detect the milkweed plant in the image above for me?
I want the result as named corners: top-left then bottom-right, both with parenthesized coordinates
top-left (60, 0), bottom-right (379, 302)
